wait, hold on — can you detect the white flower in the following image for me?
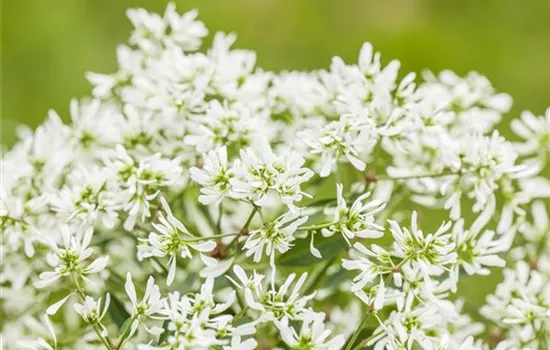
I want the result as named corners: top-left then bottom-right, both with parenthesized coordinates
top-left (503, 298), bottom-right (550, 326)
top-left (73, 294), bottom-right (111, 328)
top-left (186, 101), bottom-right (261, 155)
top-left (66, 98), bottom-right (123, 154)
top-left (420, 70), bottom-right (512, 134)
top-left (226, 265), bottom-right (265, 312)
top-left (86, 44), bottom-right (144, 98)
top-left (260, 272), bottom-right (314, 320)
top-left (368, 294), bottom-right (451, 350)
top-left (231, 139), bottom-right (314, 210)
top-left (138, 197), bottom-right (216, 285)
top-left (4, 4), bottom-right (550, 349)
top-left (127, 4), bottom-right (207, 55)
top-left (321, 183), bottom-right (385, 244)
top-left (153, 278), bottom-right (237, 348)
top-left (481, 261), bottom-right (550, 345)
top-left (0, 193), bottom-right (43, 257)
top-left (511, 108), bottom-right (550, 156)
top-left (515, 201), bottom-right (550, 273)
top-left (192, 277), bottom-right (236, 315)
top-left (325, 301), bottom-right (362, 338)
top-left (124, 273), bottom-right (165, 337)
top-left (104, 144), bottom-right (182, 230)
top-left (342, 242), bottom-right (388, 291)
top-left (34, 225), bottom-right (109, 290)
top-left (451, 219), bottom-right (507, 278)
top-left (390, 212), bottom-right (456, 280)
top-left (452, 131), bottom-right (525, 211)
top-left (190, 146), bottom-right (235, 205)
top-left (243, 211), bottom-right (308, 265)
top-left (275, 311), bottom-right (345, 350)
top-left (298, 116), bottom-right (377, 177)
top-left (49, 165), bottom-right (119, 229)
top-left (162, 5), bottom-right (208, 51)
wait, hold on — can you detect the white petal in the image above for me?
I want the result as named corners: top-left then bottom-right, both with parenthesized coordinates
top-left (309, 233), bottom-right (322, 259)
top-left (167, 256), bottom-right (177, 286)
top-left (190, 240), bottom-right (216, 252)
top-left (125, 273), bottom-right (138, 307)
top-left (86, 256), bottom-right (109, 274)
top-left (47, 293), bottom-right (73, 315)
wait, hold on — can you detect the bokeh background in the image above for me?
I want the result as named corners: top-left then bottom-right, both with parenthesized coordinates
top-left (2, 0), bottom-right (550, 146)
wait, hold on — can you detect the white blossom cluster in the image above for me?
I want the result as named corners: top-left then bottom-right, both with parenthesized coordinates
top-left (2, 4), bottom-right (550, 350)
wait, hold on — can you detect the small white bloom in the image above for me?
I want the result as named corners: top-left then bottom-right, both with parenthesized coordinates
top-left (226, 265), bottom-right (265, 312)
top-left (261, 271), bottom-right (314, 320)
top-left (138, 197), bottom-right (216, 285)
top-left (511, 108), bottom-right (550, 156)
top-left (231, 139), bottom-right (314, 210)
top-left (243, 211), bottom-right (308, 265)
top-left (390, 212), bottom-right (456, 280)
top-left (322, 183), bottom-right (385, 244)
top-left (124, 273), bottom-right (165, 336)
top-left (275, 311), bottom-right (345, 350)
top-left (298, 116), bottom-right (376, 177)
top-left (190, 146), bottom-right (235, 205)
top-left (73, 294), bottom-right (111, 338)
top-left (34, 225), bottom-right (109, 290)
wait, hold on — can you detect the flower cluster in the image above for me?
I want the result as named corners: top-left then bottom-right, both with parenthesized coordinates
top-left (2, 4), bottom-right (549, 350)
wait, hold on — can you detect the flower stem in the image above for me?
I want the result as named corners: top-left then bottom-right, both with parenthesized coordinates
top-left (216, 202), bottom-right (224, 234)
top-left (297, 222), bottom-right (334, 231)
top-left (182, 231), bottom-right (238, 243)
top-left (377, 169), bottom-right (469, 181)
top-left (114, 314), bottom-right (138, 350)
top-left (242, 206), bottom-right (259, 231)
top-left (352, 330), bottom-right (383, 350)
top-left (223, 206), bottom-right (259, 254)
top-left (345, 310), bottom-right (372, 350)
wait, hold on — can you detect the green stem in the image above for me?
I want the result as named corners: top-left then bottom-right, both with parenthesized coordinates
top-left (345, 311), bottom-right (372, 350)
top-left (224, 206), bottom-right (259, 252)
top-left (377, 169), bottom-right (470, 181)
top-left (234, 305), bottom-right (250, 320)
top-left (352, 330), bottom-right (383, 350)
top-left (336, 162), bottom-right (343, 187)
top-left (182, 232), bottom-right (237, 243)
top-left (114, 314), bottom-right (138, 350)
top-left (297, 222), bottom-right (334, 231)
top-left (242, 206), bottom-right (259, 231)
top-left (216, 203), bottom-right (224, 234)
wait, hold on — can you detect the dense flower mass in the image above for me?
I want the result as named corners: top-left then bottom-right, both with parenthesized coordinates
top-left (2, 4), bottom-right (550, 350)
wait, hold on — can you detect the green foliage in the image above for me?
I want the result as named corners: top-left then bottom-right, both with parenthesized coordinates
top-left (108, 293), bottom-right (130, 330)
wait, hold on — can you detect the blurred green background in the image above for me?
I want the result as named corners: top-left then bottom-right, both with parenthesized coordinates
top-left (2, 0), bottom-right (550, 147)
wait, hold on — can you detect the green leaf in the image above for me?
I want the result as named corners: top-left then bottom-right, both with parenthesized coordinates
top-left (108, 293), bottom-right (130, 329)
top-left (279, 233), bottom-right (347, 266)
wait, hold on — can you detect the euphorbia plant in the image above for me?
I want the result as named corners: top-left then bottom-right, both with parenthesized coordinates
top-left (2, 3), bottom-right (549, 350)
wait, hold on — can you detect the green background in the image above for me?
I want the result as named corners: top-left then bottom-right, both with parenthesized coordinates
top-left (2, 0), bottom-right (550, 146)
